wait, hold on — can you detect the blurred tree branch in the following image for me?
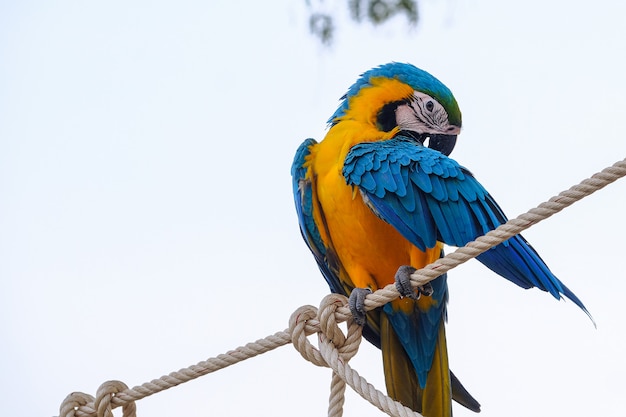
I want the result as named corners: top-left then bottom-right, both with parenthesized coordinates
top-left (306, 0), bottom-right (419, 44)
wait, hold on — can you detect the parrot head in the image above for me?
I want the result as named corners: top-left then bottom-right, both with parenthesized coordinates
top-left (329, 62), bottom-right (462, 156)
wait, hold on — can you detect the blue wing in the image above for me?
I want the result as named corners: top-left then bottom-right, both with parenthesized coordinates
top-left (291, 139), bottom-right (340, 292)
top-left (343, 136), bottom-right (591, 318)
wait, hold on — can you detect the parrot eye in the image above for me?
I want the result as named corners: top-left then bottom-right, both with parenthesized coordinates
top-left (425, 100), bottom-right (434, 112)
top-left (376, 101), bottom-right (403, 132)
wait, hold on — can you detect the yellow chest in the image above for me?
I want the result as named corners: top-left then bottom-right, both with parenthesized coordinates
top-left (308, 128), bottom-right (441, 292)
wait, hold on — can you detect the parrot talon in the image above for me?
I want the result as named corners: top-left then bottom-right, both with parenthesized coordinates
top-left (348, 288), bottom-right (372, 326)
top-left (395, 265), bottom-right (418, 298)
top-left (395, 265), bottom-right (433, 299)
top-left (419, 282), bottom-right (434, 297)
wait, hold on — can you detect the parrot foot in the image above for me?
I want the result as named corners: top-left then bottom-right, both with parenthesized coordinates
top-left (348, 288), bottom-right (372, 326)
top-left (395, 265), bottom-right (433, 300)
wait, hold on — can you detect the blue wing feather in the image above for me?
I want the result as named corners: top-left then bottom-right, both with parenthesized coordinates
top-left (343, 136), bottom-right (591, 317)
top-left (291, 139), bottom-right (340, 294)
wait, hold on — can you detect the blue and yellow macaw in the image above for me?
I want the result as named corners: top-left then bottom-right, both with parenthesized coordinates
top-left (291, 62), bottom-right (590, 417)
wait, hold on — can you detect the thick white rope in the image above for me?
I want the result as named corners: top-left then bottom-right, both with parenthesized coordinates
top-left (58, 157), bottom-right (626, 417)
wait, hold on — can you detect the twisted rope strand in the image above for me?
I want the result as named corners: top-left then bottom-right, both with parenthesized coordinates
top-left (118, 331), bottom-right (293, 404)
top-left (328, 372), bottom-right (347, 417)
top-left (318, 334), bottom-right (420, 417)
top-left (60, 332), bottom-right (293, 417)
top-left (59, 157), bottom-right (626, 417)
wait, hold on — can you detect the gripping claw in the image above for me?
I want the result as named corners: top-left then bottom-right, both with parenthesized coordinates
top-left (395, 265), bottom-right (433, 299)
top-left (348, 288), bottom-right (372, 326)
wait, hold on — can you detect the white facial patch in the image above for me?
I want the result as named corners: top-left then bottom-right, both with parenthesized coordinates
top-left (395, 91), bottom-right (461, 135)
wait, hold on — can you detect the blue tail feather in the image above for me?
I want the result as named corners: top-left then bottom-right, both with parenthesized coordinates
top-left (476, 234), bottom-right (594, 323)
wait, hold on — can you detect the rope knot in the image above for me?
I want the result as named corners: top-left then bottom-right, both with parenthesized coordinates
top-left (95, 380), bottom-right (136, 417)
top-left (289, 295), bottom-right (365, 417)
top-left (59, 392), bottom-right (95, 417)
top-left (288, 304), bottom-right (327, 366)
top-left (317, 294), bottom-right (362, 362)
top-left (288, 294), bottom-right (363, 370)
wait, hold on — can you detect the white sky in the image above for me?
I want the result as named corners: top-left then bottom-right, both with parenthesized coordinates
top-left (2, 1), bottom-right (626, 416)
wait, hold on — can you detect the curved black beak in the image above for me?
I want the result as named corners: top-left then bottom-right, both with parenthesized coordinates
top-left (428, 134), bottom-right (457, 156)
